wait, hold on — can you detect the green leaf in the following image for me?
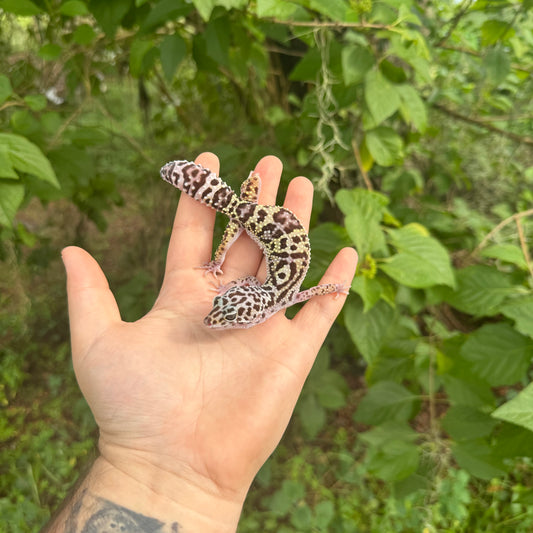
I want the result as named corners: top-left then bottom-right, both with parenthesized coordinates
top-left (481, 243), bottom-right (529, 270)
top-left (290, 48), bottom-right (321, 82)
top-left (59, 0), bottom-right (90, 16)
top-left (342, 44), bottom-right (374, 85)
top-left (438, 265), bottom-right (515, 316)
top-left (24, 94), bottom-right (47, 111)
top-left (297, 393), bottom-right (326, 438)
top-left (484, 48), bottom-right (510, 84)
top-left (38, 43), bottom-right (62, 61)
top-left (256, 0), bottom-right (304, 19)
top-left (492, 383), bottom-right (533, 433)
top-left (365, 127), bottom-right (404, 167)
top-left (350, 276), bottom-right (383, 312)
top-left (73, 24), bottom-right (97, 45)
top-left (0, 0), bottom-right (43, 16)
top-left (379, 223), bottom-right (455, 288)
top-left (345, 298), bottom-right (397, 364)
top-left (500, 297), bottom-right (533, 339)
top-left (160, 34), bottom-right (186, 80)
top-left (336, 188), bottom-right (388, 257)
top-left (442, 406), bottom-right (498, 441)
top-left (451, 440), bottom-right (506, 479)
top-left (139, 0), bottom-right (191, 33)
top-left (89, 0), bottom-right (132, 36)
top-left (0, 133), bottom-right (59, 187)
top-left (481, 19), bottom-right (515, 46)
top-left (309, 0), bottom-right (348, 21)
top-left (0, 74), bottom-right (13, 105)
top-left (129, 39), bottom-right (154, 78)
top-left (460, 323), bottom-right (533, 386)
top-left (0, 145), bottom-right (18, 179)
top-left (268, 480), bottom-right (305, 515)
top-left (354, 381), bottom-right (417, 425)
top-left (0, 182), bottom-right (24, 226)
top-left (364, 69), bottom-right (401, 125)
top-left (397, 84), bottom-right (427, 132)
top-left (291, 504), bottom-right (313, 530)
top-left (192, 0), bottom-right (215, 20)
top-left (314, 501), bottom-right (335, 530)
top-left (361, 421), bottom-right (421, 481)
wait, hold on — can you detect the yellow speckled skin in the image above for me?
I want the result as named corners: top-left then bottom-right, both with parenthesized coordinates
top-left (160, 160), bottom-right (345, 329)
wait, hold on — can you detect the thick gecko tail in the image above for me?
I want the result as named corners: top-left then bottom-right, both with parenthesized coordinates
top-left (160, 160), bottom-right (238, 216)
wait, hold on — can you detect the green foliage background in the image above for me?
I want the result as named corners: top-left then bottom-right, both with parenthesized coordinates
top-left (1, 0), bottom-right (533, 530)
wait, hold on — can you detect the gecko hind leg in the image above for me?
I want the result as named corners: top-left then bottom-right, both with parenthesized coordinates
top-left (213, 275), bottom-right (261, 295)
top-left (197, 171), bottom-right (262, 278)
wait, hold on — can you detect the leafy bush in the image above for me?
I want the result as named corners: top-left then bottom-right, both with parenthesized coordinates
top-left (1, 0), bottom-right (533, 531)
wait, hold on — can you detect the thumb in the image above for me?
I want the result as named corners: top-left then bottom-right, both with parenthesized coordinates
top-left (62, 246), bottom-right (121, 360)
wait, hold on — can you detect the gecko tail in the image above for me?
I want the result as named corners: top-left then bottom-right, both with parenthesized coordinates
top-left (160, 160), bottom-right (238, 216)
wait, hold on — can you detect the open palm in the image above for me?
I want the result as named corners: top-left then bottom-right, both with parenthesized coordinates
top-left (62, 152), bottom-right (357, 502)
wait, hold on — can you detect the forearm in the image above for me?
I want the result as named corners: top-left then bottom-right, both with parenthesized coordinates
top-left (43, 456), bottom-right (245, 533)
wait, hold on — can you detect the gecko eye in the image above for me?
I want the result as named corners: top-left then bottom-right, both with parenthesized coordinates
top-left (222, 306), bottom-right (238, 322)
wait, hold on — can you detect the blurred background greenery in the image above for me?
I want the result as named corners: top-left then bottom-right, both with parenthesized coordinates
top-left (1, 0), bottom-right (533, 531)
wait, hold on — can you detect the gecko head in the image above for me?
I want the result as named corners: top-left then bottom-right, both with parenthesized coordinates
top-left (203, 287), bottom-right (265, 329)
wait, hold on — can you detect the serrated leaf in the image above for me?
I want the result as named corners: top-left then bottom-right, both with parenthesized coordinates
top-left (336, 188), bottom-right (388, 257)
top-left (345, 298), bottom-right (397, 364)
top-left (0, 0), bottom-right (43, 16)
top-left (397, 84), bottom-right (427, 132)
top-left (256, 0), bottom-right (303, 19)
top-left (160, 34), bottom-right (186, 80)
top-left (438, 265), bottom-right (515, 316)
top-left (192, 0), bottom-right (214, 20)
top-left (0, 182), bottom-right (24, 226)
top-left (290, 47), bottom-right (321, 82)
top-left (442, 406), bottom-right (498, 441)
top-left (481, 243), bottom-right (529, 270)
top-left (24, 94), bottom-right (47, 111)
top-left (451, 440), bottom-right (506, 479)
top-left (365, 438), bottom-right (419, 481)
top-left (0, 133), bottom-right (59, 187)
top-left (309, 0), bottom-right (348, 21)
top-left (460, 323), bottom-right (533, 386)
top-left (480, 19), bottom-right (515, 46)
top-left (59, 0), bottom-right (90, 16)
top-left (297, 393), bottom-right (326, 438)
top-left (379, 223), bottom-right (455, 288)
top-left (38, 43), bottom-right (62, 61)
top-left (139, 0), bottom-right (191, 33)
top-left (365, 127), bottom-right (404, 166)
top-left (268, 480), bottom-right (305, 515)
top-left (500, 297), bottom-right (533, 339)
top-left (364, 69), bottom-right (401, 124)
top-left (484, 48), bottom-right (510, 84)
top-left (492, 383), bottom-right (533, 432)
top-left (0, 145), bottom-right (18, 179)
top-left (73, 24), bottom-right (97, 45)
top-left (129, 39), bottom-right (154, 77)
top-left (342, 44), bottom-right (374, 85)
top-left (354, 381), bottom-right (416, 425)
top-left (0, 74), bottom-right (13, 105)
top-left (89, 0), bottom-right (132, 37)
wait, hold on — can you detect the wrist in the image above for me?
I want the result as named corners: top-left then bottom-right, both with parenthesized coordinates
top-left (48, 454), bottom-right (245, 532)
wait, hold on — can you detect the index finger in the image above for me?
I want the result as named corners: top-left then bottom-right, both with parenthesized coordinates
top-left (163, 152), bottom-right (220, 276)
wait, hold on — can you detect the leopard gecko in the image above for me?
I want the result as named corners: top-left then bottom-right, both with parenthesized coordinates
top-left (160, 160), bottom-right (347, 329)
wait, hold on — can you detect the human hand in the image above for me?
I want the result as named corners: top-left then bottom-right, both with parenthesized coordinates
top-left (61, 152), bottom-right (357, 526)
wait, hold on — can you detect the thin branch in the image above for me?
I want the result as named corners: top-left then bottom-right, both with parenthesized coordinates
top-left (437, 44), bottom-right (533, 74)
top-left (351, 138), bottom-right (373, 191)
top-left (516, 216), bottom-right (533, 280)
top-left (266, 18), bottom-right (393, 31)
top-left (474, 208), bottom-right (533, 252)
top-left (433, 103), bottom-right (533, 146)
top-left (436, 0), bottom-right (475, 46)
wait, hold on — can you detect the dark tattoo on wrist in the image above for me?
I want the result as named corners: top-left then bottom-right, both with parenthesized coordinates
top-left (64, 490), bottom-right (181, 533)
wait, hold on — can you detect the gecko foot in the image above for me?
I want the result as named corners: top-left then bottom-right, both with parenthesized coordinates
top-left (333, 282), bottom-right (351, 300)
top-left (196, 261), bottom-right (224, 278)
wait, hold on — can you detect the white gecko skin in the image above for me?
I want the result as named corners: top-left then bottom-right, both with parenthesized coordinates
top-left (160, 160), bottom-right (347, 329)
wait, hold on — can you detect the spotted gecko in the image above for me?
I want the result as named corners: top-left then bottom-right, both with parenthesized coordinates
top-left (160, 160), bottom-right (347, 329)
